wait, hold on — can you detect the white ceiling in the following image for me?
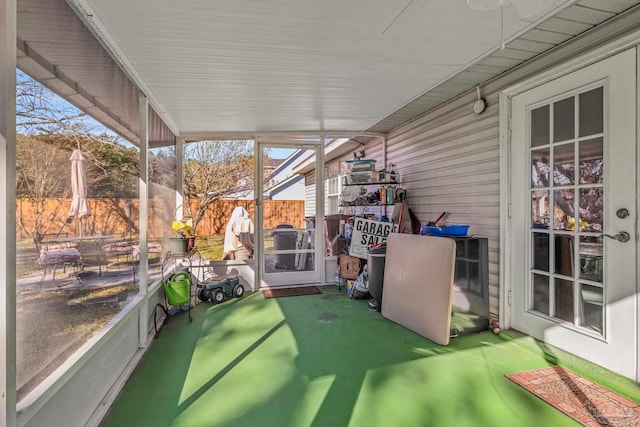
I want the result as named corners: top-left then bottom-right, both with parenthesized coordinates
top-left (78, 0), bottom-right (574, 135)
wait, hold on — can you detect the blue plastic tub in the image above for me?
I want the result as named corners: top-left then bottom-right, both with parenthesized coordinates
top-left (420, 224), bottom-right (469, 237)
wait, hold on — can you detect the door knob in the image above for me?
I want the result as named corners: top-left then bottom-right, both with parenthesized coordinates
top-left (600, 231), bottom-right (630, 243)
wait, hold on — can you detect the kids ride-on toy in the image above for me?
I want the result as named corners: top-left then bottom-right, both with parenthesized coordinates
top-left (196, 274), bottom-right (244, 304)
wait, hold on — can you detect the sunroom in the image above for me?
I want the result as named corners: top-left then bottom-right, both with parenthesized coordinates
top-left (2, 0), bottom-right (640, 426)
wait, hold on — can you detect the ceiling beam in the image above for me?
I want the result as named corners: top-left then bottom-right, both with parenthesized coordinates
top-left (181, 131), bottom-right (386, 143)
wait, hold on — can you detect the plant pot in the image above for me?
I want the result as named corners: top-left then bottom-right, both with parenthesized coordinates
top-left (188, 236), bottom-right (197, 251)
top-left (169, 237), bottom-right (189, 254)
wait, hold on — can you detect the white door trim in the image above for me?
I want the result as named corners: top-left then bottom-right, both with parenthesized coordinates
top-left (255, 139), bottom-right (325, 288)
top-left (499, 91), bottom-right (512, 330)
top-left (636, 45), bottom-right (640, 383)
top-left (500, 47), bottom-right (638, 380)
top-left (500, 31), bottom-right (640, 331)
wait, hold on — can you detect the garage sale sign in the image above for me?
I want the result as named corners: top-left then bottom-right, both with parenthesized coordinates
top-left (349, 217), bottom-right (397, 259)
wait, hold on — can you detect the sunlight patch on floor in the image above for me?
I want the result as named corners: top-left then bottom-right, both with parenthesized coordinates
top-left (289, 375), bottom-right (336, 427)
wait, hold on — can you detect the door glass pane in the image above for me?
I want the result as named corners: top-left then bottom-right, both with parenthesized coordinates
top-left (580, 284), bottom-right (603, 333)
top-left (532, 233), bottom-right (549, 272)
top-left (554, 235), bottom-right (574, 277)
top-left (531, 190), bottom-right (549, 228)
top-left (553, 143), bottom-right (574, 185)
top-left (579, 236), bottom-right (603, 283)
top-left (531, 105), bottom-right (550, 147)
top-left (555, 278), bottom-right (574, 322)
top-left (262, 146), bottom-right (315, 277)
top-left (579, 138), bottom-right (603, 184)
top-left (579, 87), bottom-right (603, 137)
top-left (579, 187), bottom-right (603, 232)
top-left (532, 273), bottom-right (550, 315)
top-left (265, 228), bottom-right (315, 272)
top-left (531, 148), bottom-right (550, 188)
top-left (184, 139), bottom-right (255, 262)
top-left (527, 82), bottom-right (608, 331)
top-left (554, 96), bottom-right (575, 142)
top-left (553, 189), bottom-right (574, 231)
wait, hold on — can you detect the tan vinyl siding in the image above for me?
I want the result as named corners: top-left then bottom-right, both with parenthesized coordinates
top-left (386, 91), bottom-right (501, 316)
top-left (305, 171), bottom-right (316, 218)
top-left (379, 7), bottom-right (640, 319)
top-left (270, 180), bottom-right (305, 201)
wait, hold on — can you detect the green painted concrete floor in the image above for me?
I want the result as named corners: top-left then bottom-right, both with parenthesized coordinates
top-left (101, 286), bottom-right (639, 427)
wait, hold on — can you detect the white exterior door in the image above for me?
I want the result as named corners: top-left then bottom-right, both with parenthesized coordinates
top-left (256, 141), bottom-right (323, 287)
top-left (509, 49), bottom-right (637, 379)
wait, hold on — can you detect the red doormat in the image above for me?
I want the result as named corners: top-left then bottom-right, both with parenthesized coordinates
top-left (262, 286), bottom-right (322, 299)
top-left (506, 366), bottom-right (640, 426)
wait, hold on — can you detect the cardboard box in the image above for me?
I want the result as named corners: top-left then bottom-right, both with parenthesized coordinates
top-left (339, 255), bottom-right (361, 279)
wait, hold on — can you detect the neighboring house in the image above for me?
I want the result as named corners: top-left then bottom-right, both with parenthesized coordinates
top-left (262, 157), bottom-right (284, 178)
top-left (264, 173), bottom-right (305, 201)
top-left (222, 152), bottom-right (305, 201)
top-left (263, 150), bottom-right (306, 201)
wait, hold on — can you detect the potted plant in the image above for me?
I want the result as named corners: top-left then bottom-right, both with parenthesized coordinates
top-left (170, 218), bottom-right (195, 253)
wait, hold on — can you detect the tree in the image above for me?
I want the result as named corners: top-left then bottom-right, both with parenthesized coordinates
top-left (16, 135), bottom-right (70, 246)
top-left (16, 70), bottom-right (141, 245)
top-left (17, 70), bottom-right (97, 136)
top-left (532, 152), bottom-right (603, 231)
top-left (77, 136), bottom-right (140, 235)
top-left (149, 148), bottom-right (177, 191)
top-left (183, 140), bottom-right (255, 232)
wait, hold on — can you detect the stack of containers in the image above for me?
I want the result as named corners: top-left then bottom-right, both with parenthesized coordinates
top-left (346, 159), bottom-right (377, 184)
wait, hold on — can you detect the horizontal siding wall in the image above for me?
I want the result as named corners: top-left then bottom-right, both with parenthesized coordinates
top-left (386, 91), bottom-right (501, 316)
top-left (382, 13), bottom-right (640, 320)
top-left (382, 19), bottom-right (640, 319)
top-left (359, 137), bottom-right (384, 168)
top-left (271, 179), bottom-right (305, 201)
top-left (304, 171), bottom-right (316, 218)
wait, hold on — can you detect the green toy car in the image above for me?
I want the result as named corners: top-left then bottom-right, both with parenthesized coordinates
top-left (196, 275), bottom-right (244, 304)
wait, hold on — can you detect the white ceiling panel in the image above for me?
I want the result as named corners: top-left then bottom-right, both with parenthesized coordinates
top-left (77, 0), bottom-right (574, 134)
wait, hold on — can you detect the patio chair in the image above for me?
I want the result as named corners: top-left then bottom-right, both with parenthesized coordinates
top-left (131, 241), bottom-right (164, 262)
top-left (38, 242), bottom-right (84, 285)
top-left (101, 241), bottom-right (134, 269)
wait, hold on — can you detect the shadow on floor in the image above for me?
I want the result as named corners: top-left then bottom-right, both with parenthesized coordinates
top-left (100, 286), bottom-right (637, 427)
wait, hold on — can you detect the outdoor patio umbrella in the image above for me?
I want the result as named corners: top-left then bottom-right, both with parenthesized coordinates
top-left (68, 149), bottom-right (91, 237)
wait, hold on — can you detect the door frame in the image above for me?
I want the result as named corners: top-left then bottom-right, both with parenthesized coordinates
top-left (254, 137), bottom-right (326, 288)
top-left (500, 35), bottom-right (640, 381)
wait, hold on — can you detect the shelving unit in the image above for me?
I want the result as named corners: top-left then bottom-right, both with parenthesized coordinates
top-left (339, 181), bottom-right (403, 215)
top-left (160, 248), bottom-right (199, 278)
top-left (334, 159), bottom-right (404, 255)
top-left (340, 159), bottom-right (402, 211)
